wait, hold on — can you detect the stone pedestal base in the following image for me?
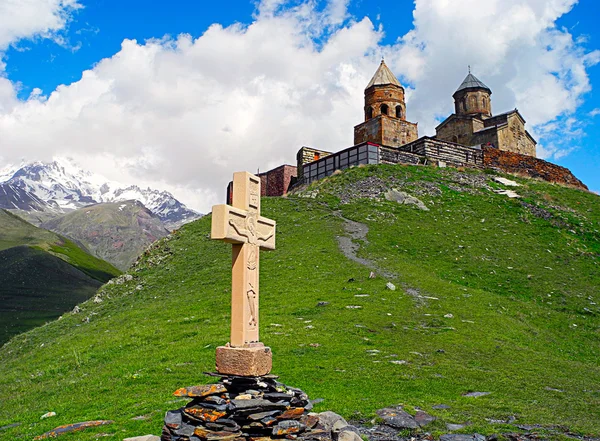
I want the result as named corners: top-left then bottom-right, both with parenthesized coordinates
top-left (215, 343), bottom-right (272, 377)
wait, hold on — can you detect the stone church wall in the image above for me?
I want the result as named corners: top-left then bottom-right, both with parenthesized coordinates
top-left (436, 116), bottom-right (483, 145)
top-left (482, 147), bottom-right (587, 189)
top-left (495, 114), bottom-right (537, 157)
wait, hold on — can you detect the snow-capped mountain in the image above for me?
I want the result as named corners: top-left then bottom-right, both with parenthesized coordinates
top-left (0, 159), bottom-right (201, 229)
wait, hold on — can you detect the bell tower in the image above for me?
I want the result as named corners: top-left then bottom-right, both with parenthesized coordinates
top-left (354, 60), bottom-right (418, 147)
top-left (453, 69), bottom-right (492, 118)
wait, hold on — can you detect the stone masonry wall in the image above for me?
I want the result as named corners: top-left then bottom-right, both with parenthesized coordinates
top-left (354, 116), bottom-right (418, 148)
top-left (364, 84), bottom-right (406, 120)
top-left (381, 117), bottom-right (418, 147)
top-left (399, 137), bottom-right (483, 166)
top-left (482, 147), bottom-right (588, 190)
top-left (258, 165), bottom-right (298, 197)
top-left (296, 147), bottom-right (333, 182)
top-left (495, 113), bottom-right (537, 157)
top-left (379, 147), bottom-right (424, 165)
top-left (454, 89), bottom-right (492, 117)
top-left (436, 116), bottom-right (483, 146)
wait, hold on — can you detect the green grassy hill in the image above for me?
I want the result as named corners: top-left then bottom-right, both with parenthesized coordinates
top-left (0, 164), bottom-right (598, 440)
top-left (0, 209), bottom-right (121, 344)
top-left (41, 200), bottom-right (169, 271)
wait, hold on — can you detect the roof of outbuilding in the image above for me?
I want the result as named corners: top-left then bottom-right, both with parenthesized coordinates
top-left (366, 60), bottom-right (402, 88)
top-left (455, 72), bottom-right (491, 94)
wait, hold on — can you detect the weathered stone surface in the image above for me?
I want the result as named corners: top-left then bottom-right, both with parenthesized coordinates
top-left (277, 407), bottom-right (305, 420)
top-left (446, 423), bottom-right (467, 431)
top-left (231, 398), bottom-right (287, 411)
top-left (248, 411), bottom-right (280, 421)
top-left (462, 391), bottom-right (491, 398)
top-left (337, 429), bottom-right (362, 441)
top-left (432, 404), bottom-right (450, 410)
top-left (174, 384), bottom-right (227, 398)
top-left (184, 407), bottom-right (227, 422)
top-left (165, 410), bottom-right (183, 430)
top-left (33, 420), bottom-right (113, 440)
top-left (482, 146), bottom-right (587, 190)
top-left (376, 407), bottom-right (418, 429)
top-left (193, 426), bottom-right (243, 440)
top-left (263, 392), bottom-right (294, 401)
top-left (175, 421), bottom-right (199, 437)
top-left (123, 435), bottom-right (160, 441)
top-left (272, 420), bottom-right (306, 436)
top-left (261, 416), bottom-right (278, 427)
top-left (300, 414), bottom-right (320, 429)
top-left (385, 189), bottom-right (429, 211)
top-left (215, 345), bottom-right (273, 377)
top-left (316, 411), bottom-right (348, 433)
top-left (440, 434), bottom-right (486, 441)
top-left (414, 410), bottom-right (436, 427)
top-left (298, 430), bottom-right (332, 441)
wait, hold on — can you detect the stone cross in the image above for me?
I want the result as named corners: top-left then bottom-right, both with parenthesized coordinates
top-left (211, 171), bottom-right (276, 376)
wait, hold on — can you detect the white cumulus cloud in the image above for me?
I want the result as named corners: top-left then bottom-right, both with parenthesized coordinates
top-left (0, 0), bottom-right (81, 51)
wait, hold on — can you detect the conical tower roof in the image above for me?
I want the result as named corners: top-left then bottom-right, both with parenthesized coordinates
top-left (366, 60), bottom-right (402, 89)
top-left (455, 72), bottom-right (491, 94)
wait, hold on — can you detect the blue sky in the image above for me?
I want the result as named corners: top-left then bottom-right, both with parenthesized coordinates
top-left (0, 0), bottom-right (598, 211)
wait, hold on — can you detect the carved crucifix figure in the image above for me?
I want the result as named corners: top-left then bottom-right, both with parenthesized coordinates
top-left (211, 172), bottom-right (276, 349)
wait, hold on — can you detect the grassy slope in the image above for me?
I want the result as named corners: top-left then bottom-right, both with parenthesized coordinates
top-left (0, 246), bottom-right (103, 341)
top-left (41, 201), bottom-right (169, 271)
top-left (0, 209), bottom-right (121, 344)
top-left (0, 165), bottom-right (598, 440)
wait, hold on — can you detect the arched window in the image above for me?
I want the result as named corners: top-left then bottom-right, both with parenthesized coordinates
top-left (482, 97), bottom-right (487, 108)
top-left (461, 99), bottom-right (467, 112)
top-left (366, 107), bottom-right (373, 120)
top-left (395, 105), bottom-right (403, 118)
top-left (471, 96), bottom-right (477, 108)
top-left (380, 104), bottom-right (389, 115)
top-left (452, 136), bottom-right (458, 143)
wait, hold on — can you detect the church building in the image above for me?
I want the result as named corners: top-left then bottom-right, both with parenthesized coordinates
top-left (435, 71), bottom-right (537, 157)
top-left (241, 61), bottom-right (586, 201)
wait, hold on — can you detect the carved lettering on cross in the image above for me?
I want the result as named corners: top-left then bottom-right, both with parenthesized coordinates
top-left (211, 172), bottom-right (276, 347)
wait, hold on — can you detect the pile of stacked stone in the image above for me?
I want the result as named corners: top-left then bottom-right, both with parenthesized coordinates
top-left (161, 374), bottom-right (358, 441)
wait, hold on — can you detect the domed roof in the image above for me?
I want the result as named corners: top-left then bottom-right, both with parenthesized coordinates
top-left (455, 72), bottom-right (491, 94)
top-left (366, 60), bottom-right (402, 89)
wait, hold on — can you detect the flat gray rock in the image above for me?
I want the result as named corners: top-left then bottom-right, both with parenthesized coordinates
top-left (317, 411), bottom-right (348, 432)
top-left (463, 392), bottom-right (491, 398)
top-left (385, 189), bottom-right (429, 211)
top-left (446, 423), bottom-right (467, 431)
top-left (414, 410), bottom-right (435, 427)
top-left (432, 404), bottom-right (450, 409)
top-left (440, 434), bottom-right (485, 441)
top-left (123, 436), bottom-right (160, 441)
top-left (376, 407), bottom-right (418, 429)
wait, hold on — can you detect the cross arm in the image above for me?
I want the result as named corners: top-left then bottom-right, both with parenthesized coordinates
top-left (211, 204), bottom-right (276, 250)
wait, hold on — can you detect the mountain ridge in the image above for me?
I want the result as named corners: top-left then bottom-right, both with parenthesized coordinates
top-left (0, 158), bottom-right (201, 230)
